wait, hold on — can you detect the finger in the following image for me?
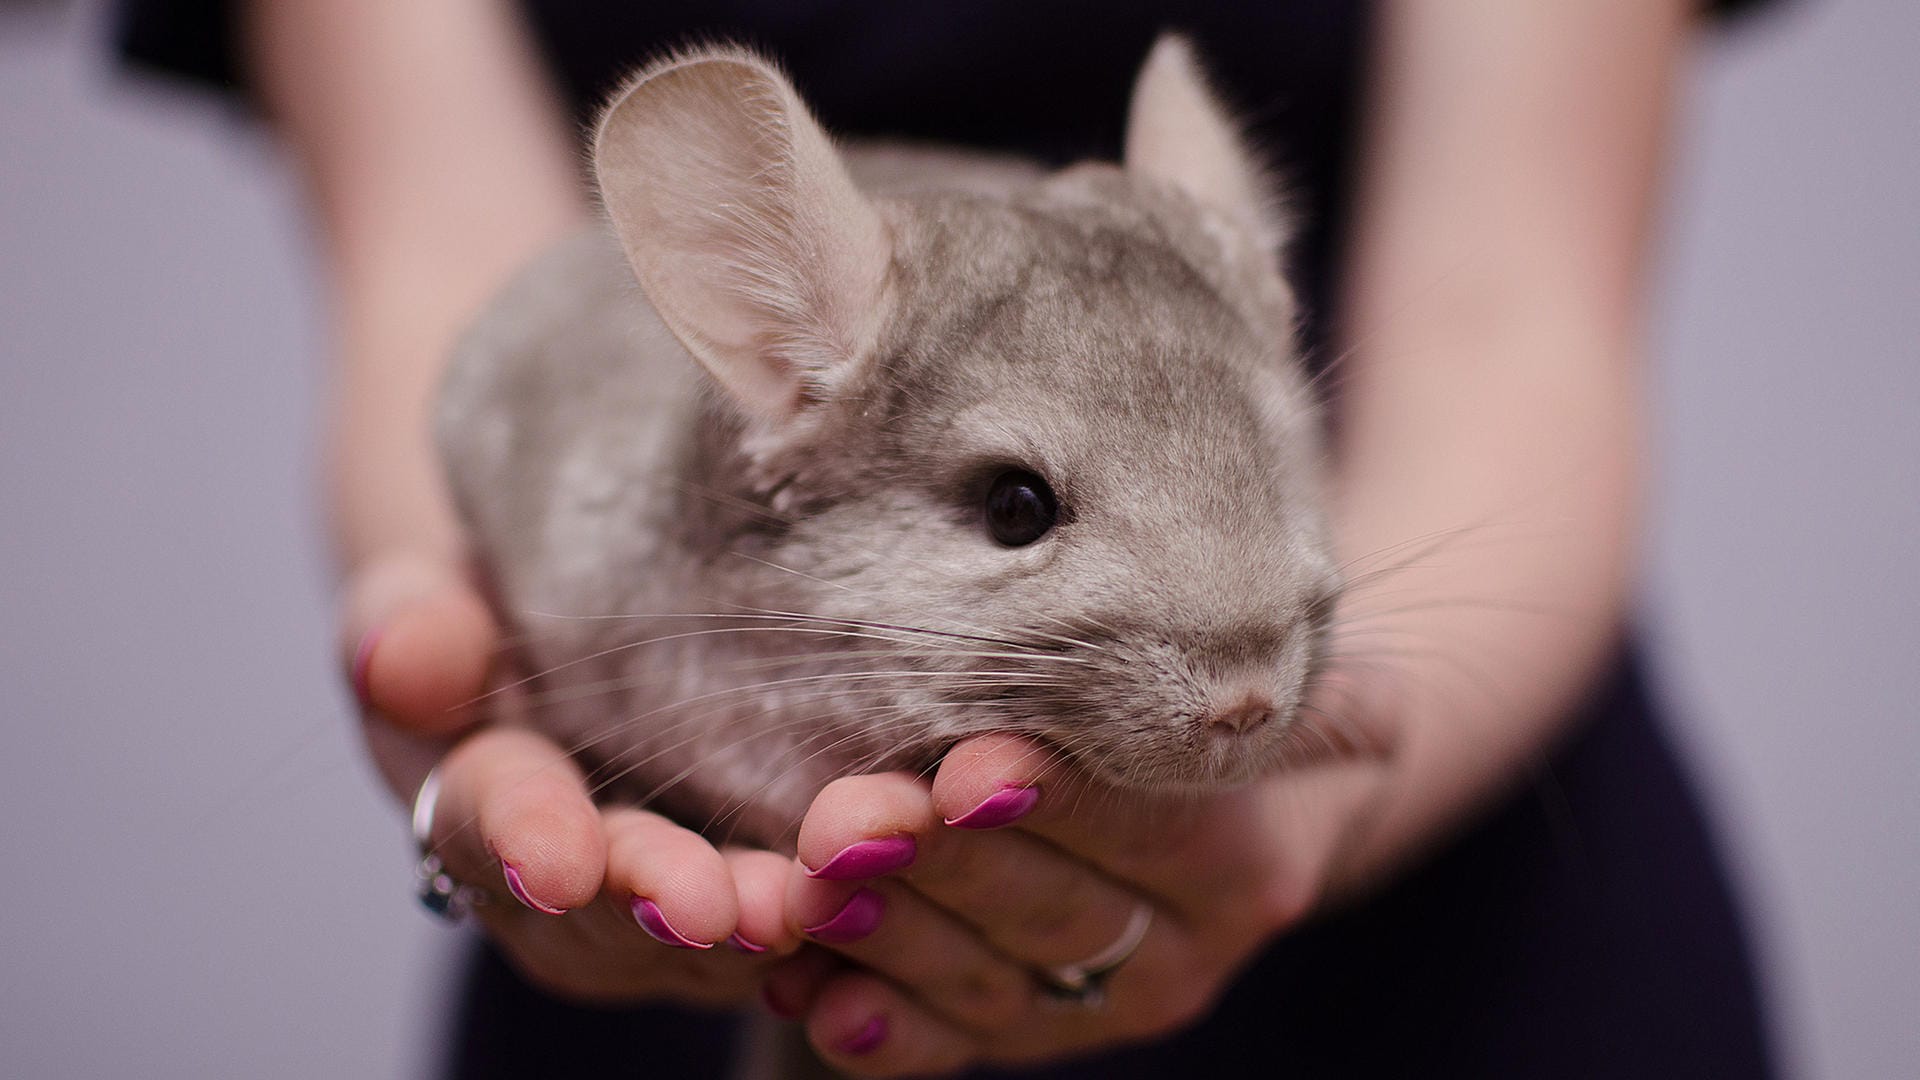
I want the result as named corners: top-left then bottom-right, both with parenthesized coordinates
top-left (898, 825), bottom-right (1148, 970)
top-left (602, 807), bottom-right (736, 948)
top-left (798, 768), bottom-right (1147, 968)
top-left (340, 552), bottom-right (496, 734)
top-left (432, 727), bottom-right (606, 914)
top-left (725, 847), bottom-right (804, 956)
top-left (794, 772), bottom-right (938, 881)
top-left (806, 912), bottom-right (1221, 1076)
top-left (930, 734), bottom-right (1272, 920)
top-left (804, 970), bottom-right (976, 1078)
top-left (760, 946), bottom-right (842, 1020)
top-left (787, 877), bottom-right (1036, 1034)
top-left (830, 920), bottom-right (1215, 1070)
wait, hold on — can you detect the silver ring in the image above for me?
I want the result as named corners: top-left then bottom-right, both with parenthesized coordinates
top-left (411, 766), bottom-right (487, 923)
top-left (1039, 902), bottom-right (1153, 1009)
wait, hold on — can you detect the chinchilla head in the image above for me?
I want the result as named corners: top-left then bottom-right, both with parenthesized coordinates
top-left (592, 37), bottom-right (1337, 790)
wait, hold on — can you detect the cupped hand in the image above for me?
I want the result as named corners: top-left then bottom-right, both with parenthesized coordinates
top-left (769, 692), bottom-right (1397, 1077)
top-left (339, 550), bottom-right (802, 1005)
top-left (420, 727), bottom-right (802, 1004)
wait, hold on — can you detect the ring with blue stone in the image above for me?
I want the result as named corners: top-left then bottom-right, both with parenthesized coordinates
top-left (411, 766), bottom-right (488, 923)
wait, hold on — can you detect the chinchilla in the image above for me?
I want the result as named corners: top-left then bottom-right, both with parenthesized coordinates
top-left (437, 37), bottom-right (1338, 850)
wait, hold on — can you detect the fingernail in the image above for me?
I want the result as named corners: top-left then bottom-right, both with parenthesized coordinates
top-left (805, 835), bottom-right (917, 880)
top-left (631, 897), bottom-right (712, 949)
top-left (350, 627), bottom-right (382, 705)
top-left (501, 862), bottom-right (567, 915)
top-left (944, 784), bottom-right (1041, 830)
top-left (803, 887), bottom-right (884, 944)
top-left (838, 1015), bottom-right (888, 1056)
top-left (761, 983), bottom-right (803, 1020)
top-left (725, 932), bottom-right (768, 954)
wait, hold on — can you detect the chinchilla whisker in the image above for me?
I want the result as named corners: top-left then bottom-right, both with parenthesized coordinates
top-left (552, 671), bottom-right (936, 769)
top-left (709, 610), bottom-right (1094, 664)
top-left (724, 710), bottom-right (966, 798)
top-left (489, 630), bottom-right (544, 653)
top-left (517, 655), bottom-right (862, 710)
top-left (721, 555), bottom-right (1106, 655)
top-left (613, 697), bottom-right (979, 816)
top-left (1322, 631), bottom-right (1516, 718)
top-left (523, 609), bottom-right (925, 627)
top-left (1336, 516), bottom-right (1569, 593)
top-left (709, 594), bottom-right (1056, 653)
top-left (530, 609), bottom-right (988, 651)
top-left (461, 620), bottom-right (985, 712)
top-left (668, 476), bottom-right (799, 529)
top-left (655, 646), bottom-right (1077, 679)
top-left (1293, 691), bottom-right (1369, 742)
top-left (571, 668), bottom-right (1062, 784)
top-left (1331, 594), bottom-right (1577, 624)
top-left (722, 552), bottom-right (1018, 640)
top-left (514, 647), bottom-right (1079, 711)
top-left (521, 610), bottom-right (1013, 655)
top-left (1333, 523), bottom-right (1492, 581)
top-left (1003, 737), bottom-right (1073, 782)
top-left (593, 664), bottom-right (1059, 730)
top-left (1289, 699), bottom-right (1374, 762)
top-left (697, 704), bottom-right (1014, 836)
top-left (582, 688), bottom-right (932, 801)
top-left (1022, 610), bottom-right (1116, 651)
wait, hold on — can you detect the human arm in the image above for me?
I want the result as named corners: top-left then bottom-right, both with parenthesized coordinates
top-left (247, 0), bottom-right (799, 997)
top-left (776, 0), bottom-right (1689, 1071)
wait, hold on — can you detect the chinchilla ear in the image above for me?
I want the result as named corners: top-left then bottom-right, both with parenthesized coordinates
top-left (1124, 35), bottom-right (1285, 256)
top-left (593, 48), bottom-right (892, 419)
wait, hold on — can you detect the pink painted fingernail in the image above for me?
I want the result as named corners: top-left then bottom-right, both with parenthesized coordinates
top-left (944, 784), bottom-right (1040, 830)
top-left (838, 1015), bottom-right (888, 1056)
top-left (501, 862), bottom-right (567, 915)
top-left (725, 932), bottom-right (768, 954)
top-left (805, 835), bottom-right (917, 880)
top-left (350, 627), bottom-right (382, 705)
top-left (804, 887), bottom-right (884, 944)
top-left (631, 897), bottom-right (712, 949)
top-left (761, 983), bottom-right (803, 1020)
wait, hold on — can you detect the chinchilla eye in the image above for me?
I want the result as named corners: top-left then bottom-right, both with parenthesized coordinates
top-left (984, 470), bottom-right (1059, 546)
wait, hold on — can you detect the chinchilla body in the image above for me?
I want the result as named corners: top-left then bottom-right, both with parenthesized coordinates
top-left (437, 40), bottom-right (1337, 849)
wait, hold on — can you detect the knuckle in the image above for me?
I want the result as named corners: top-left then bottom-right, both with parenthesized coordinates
top-left (941, 965), bottom-right (1034, 1032)
top-left (1015, 899), bottom-right (1080, 943)
top-left (922, 829), bottom-right (993, 893)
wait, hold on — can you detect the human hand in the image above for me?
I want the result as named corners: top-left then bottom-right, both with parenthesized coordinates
top-left (764, 692), bottom-right (1397, 1076)
top-left (341, 554), bottom-right (802, 1004)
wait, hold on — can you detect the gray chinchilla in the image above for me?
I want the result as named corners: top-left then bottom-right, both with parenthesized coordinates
top-left (437, 37), bottom-right (1338, 850)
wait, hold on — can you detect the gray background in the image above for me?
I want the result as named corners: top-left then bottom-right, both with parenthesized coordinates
top-left (1, 1), bottom-right (1913, 1076)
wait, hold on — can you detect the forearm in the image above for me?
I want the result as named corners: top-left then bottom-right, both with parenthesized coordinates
top-left (1318, 0), bottom-right (1689, 891)
top-left (245, 0), bottom-right (589, 569)
top-left (1325, 324), bottom-right (1643, 890)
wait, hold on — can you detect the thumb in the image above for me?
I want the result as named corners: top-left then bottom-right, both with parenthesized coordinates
top-left (340, 551), bottom-right (498, 736)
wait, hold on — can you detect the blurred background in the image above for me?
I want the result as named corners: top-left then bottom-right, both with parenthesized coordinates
top-left (1, 0), bottom-right (1913, 1076)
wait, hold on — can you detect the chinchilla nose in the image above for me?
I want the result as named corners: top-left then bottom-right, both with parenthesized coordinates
top-left (1207, 691), bottom-right (1276, 734)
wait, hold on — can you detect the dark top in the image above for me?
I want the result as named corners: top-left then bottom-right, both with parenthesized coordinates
top-left (118, 0), bottom-right (1777, 361)
top-left (116, 3), bottom-right (1780, 1076)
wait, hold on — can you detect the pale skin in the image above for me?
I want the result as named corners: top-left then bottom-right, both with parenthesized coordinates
top-left (251, 0), bottom-right (1687, 1071)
